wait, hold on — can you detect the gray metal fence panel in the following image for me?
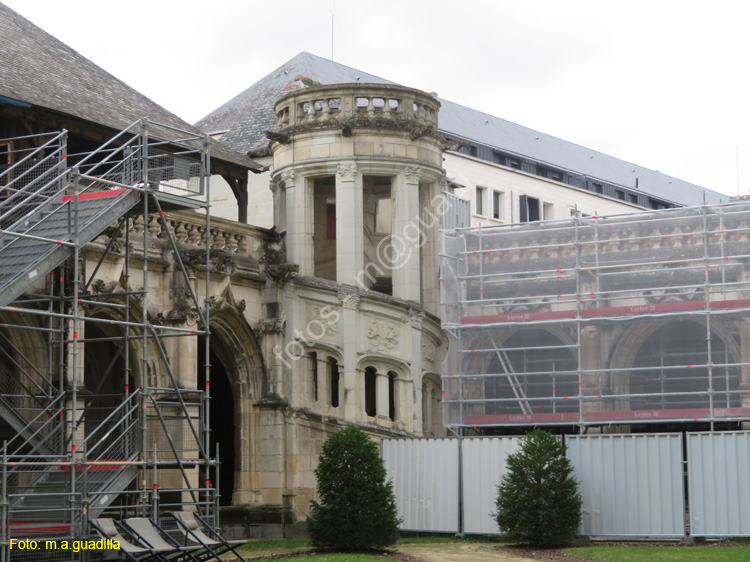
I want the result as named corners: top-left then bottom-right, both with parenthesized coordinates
top-left (566, 434), bottom-right (684, 537)
top-left (382, 438), bottom-right (459, 533)
top-left (461, 436), bottom-right (523, 534)
top-left (687, 431), bottom-right (750, 537)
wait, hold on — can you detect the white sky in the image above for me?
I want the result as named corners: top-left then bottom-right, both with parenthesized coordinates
top-left (4, 0), bottom-right (750, 196)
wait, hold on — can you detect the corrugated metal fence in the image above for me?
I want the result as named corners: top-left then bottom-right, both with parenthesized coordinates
top-left (382, 432), bottom-right (750, 538)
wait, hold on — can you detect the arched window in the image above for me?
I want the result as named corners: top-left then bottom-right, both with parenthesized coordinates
top-left (328, 357), bottom-right (339, 408)
top-left (364, 366), bottom-right (377, 417)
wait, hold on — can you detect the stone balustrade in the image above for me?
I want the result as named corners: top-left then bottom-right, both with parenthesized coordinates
top-left (93, 211), bottom-right (267, 262)
top-left (274, 83), bottom-right (440, 131)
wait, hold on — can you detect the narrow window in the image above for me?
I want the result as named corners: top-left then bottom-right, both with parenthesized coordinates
top-left (592, 182), bottom-right (603, 194)
top-left (615, 190), bottom-right (625, 200)
top-left (328, 357), bottom-right (339, 408)
top-left (508, 158), bottom-right (522, 170)
top-left (492, 151), bottom-right (504, 165)
top-left (520, 195), bottom-right (540, 222)
top-left (309, 352), bottom-right (318, 401)
top-left (629, 193), bottom-right (638, 205)
top-left (475, 186), bottom-right (485, 216)
top-left (469, 145), bottom-right (478, 157)
top-left (388, 371), bottom-right (397, 421)
top-left (492, 190), bottom-right (505, 220)
top-left (364, 367), bottom-right (377, 417)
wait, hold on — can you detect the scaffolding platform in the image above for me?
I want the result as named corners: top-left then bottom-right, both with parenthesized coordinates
top-left (441, 202), bottom-right (750, 429)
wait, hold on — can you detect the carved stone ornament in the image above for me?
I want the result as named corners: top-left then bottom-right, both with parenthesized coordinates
top-left (403, 165), bottom-right (424, 183)
top-left (279, 169), bottom-right (295, 187)
top-left (336, 162), bottom-right (357, 180)
top-left (422, 340), bottom-right (437, 363)
top-left (337, 291), bottom-right (360, 310)
top-left (367, 320), bottom-right (399, 350)
top-left (266, 263), bottom-right (299, 283)
top-left (410, 310), bottom-right (426, 329)
top-left (307, 305), bottom-right (339, 339)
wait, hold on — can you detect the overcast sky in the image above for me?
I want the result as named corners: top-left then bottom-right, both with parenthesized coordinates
top-left (4, 0), bottom-right (749, 196)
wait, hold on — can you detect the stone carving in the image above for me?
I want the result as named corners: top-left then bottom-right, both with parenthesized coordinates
top-left (403, 165), bottom-right (424, 182)
top-left (367, 320), bottom-right (399, 350)
top-left (337, 291), bottom-right (360, 310)
top-left (410, 310), bottom-right (426, 329)
top-left (279, 169), bottom-right (295, 186)
top-left (266, 263), bottom-right (299, 283)
top-left (422, 340), bottom-right (437, 363)
top-left (307, 305), bottom-right (339, 339)
top-left (336, 162), bottom-right (357, 180)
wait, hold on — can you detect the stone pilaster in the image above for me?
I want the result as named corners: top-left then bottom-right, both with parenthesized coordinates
top-left (335, 162), bottom-right (363, 286)
top-left (392, 166), bottom-right (422, 302)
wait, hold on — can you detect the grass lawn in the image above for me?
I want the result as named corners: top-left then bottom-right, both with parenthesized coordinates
top-left (563, 545), bottom-right (750, 562)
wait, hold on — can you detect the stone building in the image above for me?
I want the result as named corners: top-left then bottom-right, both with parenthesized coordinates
top-left (0, 3), bottom-right (736, 548)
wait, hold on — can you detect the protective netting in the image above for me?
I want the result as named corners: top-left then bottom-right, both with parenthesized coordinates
top-left (441, 201), bottom-right (750, 428)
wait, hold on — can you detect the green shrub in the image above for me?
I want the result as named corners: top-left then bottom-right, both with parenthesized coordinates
top-left (494, 429), bottom-right (582, 547)
top-left (308, 426), bottom-right (401, 552)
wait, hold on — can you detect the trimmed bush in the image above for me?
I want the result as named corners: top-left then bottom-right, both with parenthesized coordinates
top-left (308, 426), bottom-right (401, 552)
top-left (494, 429), bottom-right (582, 547)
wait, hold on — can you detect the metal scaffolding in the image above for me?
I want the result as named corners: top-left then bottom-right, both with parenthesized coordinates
top-left (0, 120), bottom-right (218, 561)
top-left (441, 202), bottom-right (750, 431)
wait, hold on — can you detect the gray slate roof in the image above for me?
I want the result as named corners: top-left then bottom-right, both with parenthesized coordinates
top-left (197, 52), bottom-right (723, 206)
top-left (0, 2), bottom-right (261, 172)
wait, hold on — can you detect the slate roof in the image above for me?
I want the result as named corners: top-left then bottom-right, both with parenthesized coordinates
top-left (0, 2), bottom-right (262, 172)
top-left (196, 52), bottom-right (723, 206)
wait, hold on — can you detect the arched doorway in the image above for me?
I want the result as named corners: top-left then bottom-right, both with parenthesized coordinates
top-left (485, 329), bottom-right (577, 415)
top-left (629, 321), bottom-right (740, 411)
top-left (197, 337), bottom-right (235, 506)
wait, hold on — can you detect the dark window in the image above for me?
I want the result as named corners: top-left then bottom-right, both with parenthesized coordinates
top-left (593, 182), bottom-right (603, 194)
top-left (469, 145), bottom-right (478, 157)
top-left (616, 190), bottom-right (625, 200)
top-left (309, 352), bottom-right (318, 401)
top-left (328, 357), bottom-right (339, 408)
top-left (364, 367), bottom-right (377, 417)
top-left (520, 195), bottom-right (540, 222)
top-left (509, 157), bottom-right (522, 170)
top-left (492, 151), bottom-right (505, 165)
top-left (629, 193), bottom-right (638, 205)
top-left (493, 191), bottom-right (502, 220)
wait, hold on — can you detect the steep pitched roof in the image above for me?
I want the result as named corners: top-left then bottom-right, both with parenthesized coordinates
top-left (0, 2), bottom-right (262, 172)
top-left (196, 52), bottom-right (394, 155)
top-left (197, 52), bottom-right (722, 206)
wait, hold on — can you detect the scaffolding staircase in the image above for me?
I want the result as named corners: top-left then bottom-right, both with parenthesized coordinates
top-left (0, 121), bottom-right (217, 560)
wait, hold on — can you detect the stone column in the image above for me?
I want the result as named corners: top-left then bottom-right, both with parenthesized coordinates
top-left (282, 170), bottom-right (313, 276)
top-left (339, 291), bottom-right (361, 421)
top-left (376, 370), bottom-right (389, 420)
top-left (335, 162), bottom-right (363, 286)
top-left (392, 166), bottom-right (422, 302)
top-left (419, 178), bottom-right (443, 316)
